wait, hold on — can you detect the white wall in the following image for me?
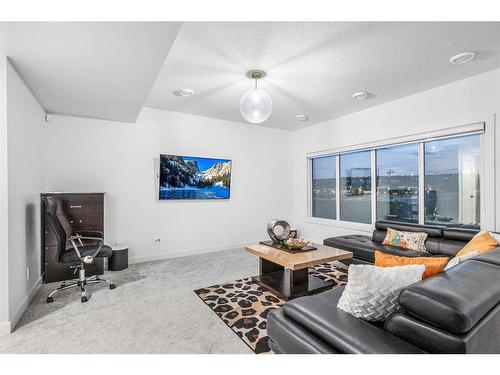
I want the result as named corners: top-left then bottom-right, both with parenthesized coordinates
top-left (292, 68), bottom-right (500, 243)
top-left (5, 59), bottom-right (46, 331)
top-left (0, 56), bottom-right (10, 334)
top-left (44, 108), bottom-right (294, 263)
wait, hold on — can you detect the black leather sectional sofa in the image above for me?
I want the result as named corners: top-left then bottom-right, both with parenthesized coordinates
top-left (267, 221), bottom-right (500, 353)
top-left (325, 220), bottom-right (477, 264)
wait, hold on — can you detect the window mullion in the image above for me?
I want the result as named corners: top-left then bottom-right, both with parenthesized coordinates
top-left (371, 149), bottom-right (377, 225)
top-left (336, 155), bottom-right (340, 221)
top-left (418, 142), bottom-right (425, 225)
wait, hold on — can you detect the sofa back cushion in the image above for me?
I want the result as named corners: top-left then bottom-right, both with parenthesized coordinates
top-left (385, 307), bottom-right (500, 353)
top-left (375, 221), bottom-right (444, 238)
top-left (372, 221), bottom-right (480, 258)
top-left (399, 249), bottom-right (500, 333)
top-left (442, 227), bottom-right (479, 242)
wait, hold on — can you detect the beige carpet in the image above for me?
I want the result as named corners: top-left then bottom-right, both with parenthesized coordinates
top-left (0, 248), bottom-right (258, 354)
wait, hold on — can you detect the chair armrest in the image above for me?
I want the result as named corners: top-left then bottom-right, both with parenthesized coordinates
top-left (69, 235), bottom-right (104, 262)
top-left (70, 235), bottom-right (103, 242)
top-left (75, 230), bottom-right (104, 238)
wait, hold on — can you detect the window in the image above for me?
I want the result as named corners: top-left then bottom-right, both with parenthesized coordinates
top-left (340, 151), bottom-right (371, 223)
top-left (311, 156), bottom-right (336, 219)
top-left (424, 135), bottom-right (480, 227)
top-left (376, 144), bottom-right (419, 223)
top-left (309, 129), bottom-right (482, 229)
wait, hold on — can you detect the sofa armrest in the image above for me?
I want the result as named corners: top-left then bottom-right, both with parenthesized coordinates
top-left (279, 287), bottom-right (425, 353)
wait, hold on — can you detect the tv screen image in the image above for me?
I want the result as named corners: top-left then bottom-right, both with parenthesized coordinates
top-left (159, 154), bottom-right (232, 200)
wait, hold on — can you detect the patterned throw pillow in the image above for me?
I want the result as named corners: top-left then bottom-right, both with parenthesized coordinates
top-left (337, 264), bottom-right (425, 321)
top-left (382, 227), bottom-right (428, 252)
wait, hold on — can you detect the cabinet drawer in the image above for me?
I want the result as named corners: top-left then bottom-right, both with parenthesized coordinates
top-left (60, 195), bottom-right (103, 212)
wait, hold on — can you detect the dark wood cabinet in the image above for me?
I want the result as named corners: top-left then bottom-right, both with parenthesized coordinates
top-left (41, 192), bottom-right (106, 283)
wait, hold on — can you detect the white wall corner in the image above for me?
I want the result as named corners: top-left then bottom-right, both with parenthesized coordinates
top-left (9, 276), bottom-right (42, 332)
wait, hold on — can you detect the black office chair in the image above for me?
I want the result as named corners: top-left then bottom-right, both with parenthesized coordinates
top-left (43, 196), bottom-right (116, 303)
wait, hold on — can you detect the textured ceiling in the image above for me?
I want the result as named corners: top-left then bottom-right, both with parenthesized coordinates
top-left (146, 22), bottom-right (500, 130)
top-left (0, 22), bottom-right (182, 122)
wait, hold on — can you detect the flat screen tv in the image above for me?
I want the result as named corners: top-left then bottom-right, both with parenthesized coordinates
top-left (159, 154), bottom-right (232, 200)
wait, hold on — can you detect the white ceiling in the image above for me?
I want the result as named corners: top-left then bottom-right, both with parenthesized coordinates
top-left (0, 22), bottom-right (181, 122)
top-left (1, 22), bottom-right (499, 129)
top-left (146, 22), bottom-right (500, 130)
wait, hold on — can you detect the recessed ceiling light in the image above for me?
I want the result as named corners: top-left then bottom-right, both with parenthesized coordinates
top-left (172, 88), bottom-right (194, 97)
top-left (449, 52), bottom-right (475, 65)
top-left (352, 91), bottom-right (369, 100)
top-left (295, 114), bottom-right (309, 121)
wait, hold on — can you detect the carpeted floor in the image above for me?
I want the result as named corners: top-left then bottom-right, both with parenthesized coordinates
top-left (0, 248), bottom-right (260, 354)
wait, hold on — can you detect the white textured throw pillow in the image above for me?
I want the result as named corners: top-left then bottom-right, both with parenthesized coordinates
top-left (337, 264), bottom-right (425, 321)
top-left (444, 251), bottom-right (479, 271)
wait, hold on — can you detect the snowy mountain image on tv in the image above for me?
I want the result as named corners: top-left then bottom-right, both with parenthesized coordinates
top-left (159, 154), bottom-right (232, 200)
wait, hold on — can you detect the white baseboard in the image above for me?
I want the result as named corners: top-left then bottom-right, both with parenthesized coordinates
top-left (9, 276), bottom-right (42, 333)
top-left (129, 241), bottom-right (255, 265)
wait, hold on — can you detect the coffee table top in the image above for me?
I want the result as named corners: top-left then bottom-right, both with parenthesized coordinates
top-left (244, 243), bottom-right (353, 270)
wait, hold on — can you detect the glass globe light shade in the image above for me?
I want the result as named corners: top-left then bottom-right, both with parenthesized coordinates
top-left (240, 88), bottom-right (272, 124)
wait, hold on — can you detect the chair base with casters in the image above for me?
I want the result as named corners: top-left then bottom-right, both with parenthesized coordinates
top-left (46, 264), bottom-right (116, 303)
top-left (42, 196), bottom-right (117, 304)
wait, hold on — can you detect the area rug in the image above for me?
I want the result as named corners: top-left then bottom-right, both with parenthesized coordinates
top-left (194, 261), bottom-right (348, 354)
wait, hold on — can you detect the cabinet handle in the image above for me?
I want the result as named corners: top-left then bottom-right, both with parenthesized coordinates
top-left (70, 205), bottom-right (82, 209)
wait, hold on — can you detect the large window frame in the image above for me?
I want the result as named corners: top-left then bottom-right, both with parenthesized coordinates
top-left (307, 122), bottom-right (488, 231)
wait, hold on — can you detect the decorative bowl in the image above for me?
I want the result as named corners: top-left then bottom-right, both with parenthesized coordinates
top-left (285, 238), bottom-right (310, 249)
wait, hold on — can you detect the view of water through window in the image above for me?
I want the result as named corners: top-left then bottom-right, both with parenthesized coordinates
top-left (311, 133), bottom-right (481, 228)
top-left (340, 151), bottom-right (371, 223)
top-left (311, 155), bottom-right (336, 219)
top-left (425, 135), bottom-right (480, 227)
top-left (376, 144), bottom-right (419, 223)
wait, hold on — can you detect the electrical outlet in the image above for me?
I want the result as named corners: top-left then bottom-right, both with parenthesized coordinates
top-left (26, 266), bottom-right (30, 281)
top-left (154, 238), bottom-right (161, 246)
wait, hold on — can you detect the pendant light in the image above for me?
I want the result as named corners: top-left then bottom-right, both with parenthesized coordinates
top-left (240, 70), bottom-right (272, 124)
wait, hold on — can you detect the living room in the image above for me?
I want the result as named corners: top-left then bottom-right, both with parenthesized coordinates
top-left (1, 0), bottom-right (499, 372)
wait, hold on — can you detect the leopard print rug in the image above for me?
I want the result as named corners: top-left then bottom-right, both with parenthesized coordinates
top-left (194, 261), bottom-right (348, 354)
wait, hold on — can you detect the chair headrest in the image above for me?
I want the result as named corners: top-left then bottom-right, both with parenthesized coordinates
top-left (42, 196), bottom-right (58, 216)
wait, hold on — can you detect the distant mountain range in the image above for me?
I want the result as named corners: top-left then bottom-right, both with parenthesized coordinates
top-left (202, 162), bottom-right (231, 187)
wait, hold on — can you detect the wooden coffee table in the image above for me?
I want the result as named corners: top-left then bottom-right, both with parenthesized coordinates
top-left (245, 243), bottom-right (352, 300)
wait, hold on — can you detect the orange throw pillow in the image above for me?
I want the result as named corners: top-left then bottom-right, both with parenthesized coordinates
top-left (456, 231), bottom-right (498, 257)
top-left (374, 251), bottom-right (448, 279)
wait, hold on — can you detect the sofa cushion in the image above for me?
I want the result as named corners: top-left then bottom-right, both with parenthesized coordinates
top-left (281, 286), bottom-right (425, 353)
top-left (375, 220), bottom-right (443, 238)
top-left (434, 238), bottom-right (465, 257)
top-left (374, 251), bottom-right (448, 279)
top-left (456, 231), bottom-right (498, 257)
top-left (385, 307), bottom-right (500, 354)
top-left (399, 259), bottom-right (500, 333)
top-left (267, 308), bottom-right (337, 354)
top-left (471, 247), bottom-right (500, 267)
top-left (442, 227), bottom-right (479, 242)
top-left (324, 235), bottom-right (439, 263)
